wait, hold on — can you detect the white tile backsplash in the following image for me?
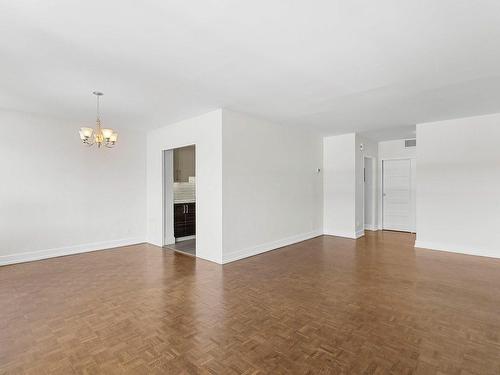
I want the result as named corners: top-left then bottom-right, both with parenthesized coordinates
top-left (173, 178), bottom-right (195, 203)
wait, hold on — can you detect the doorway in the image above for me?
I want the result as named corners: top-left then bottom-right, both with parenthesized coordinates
top-left (363, 157), bottom-right (376, 231)
top-left (163, 145), bottom-right (196, 256)
top-left (382, 158), bottom-right (416, 232)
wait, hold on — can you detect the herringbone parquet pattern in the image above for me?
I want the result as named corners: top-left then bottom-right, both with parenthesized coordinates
top-left (1, 231), bottom-right (500, 374)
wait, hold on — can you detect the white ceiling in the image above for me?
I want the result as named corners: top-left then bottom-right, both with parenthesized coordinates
top-left (2, 0), bottom-right (500, 135)
top-left (359, 125), bottom-right (416, 142)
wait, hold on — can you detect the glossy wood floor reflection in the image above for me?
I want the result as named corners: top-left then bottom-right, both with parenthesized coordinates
top-left (2, 232), bottom-right (500, 374)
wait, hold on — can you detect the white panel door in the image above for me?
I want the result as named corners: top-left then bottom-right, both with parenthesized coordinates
top-left (383, 159), bottom-right (413, 232)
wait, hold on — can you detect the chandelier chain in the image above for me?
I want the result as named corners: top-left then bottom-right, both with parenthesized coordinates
top-left (96, 94), bottom-right (100, 121)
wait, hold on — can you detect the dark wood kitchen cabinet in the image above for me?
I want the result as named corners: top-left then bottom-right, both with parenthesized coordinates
top-left (174, 203), bottom-right (196, 238)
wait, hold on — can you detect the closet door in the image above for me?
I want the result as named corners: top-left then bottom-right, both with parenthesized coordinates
top-left (383, 159), bottom-right (413, 232)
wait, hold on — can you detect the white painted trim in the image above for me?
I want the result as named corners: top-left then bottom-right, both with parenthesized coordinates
top-left (362, 156), bottom-right (377, 232)
top-left (162, 149), bottom-right (175, 246)
top-left (415, 241), bottom-right (500, 259)
top-left (364, 224), bottom-right (377, 231)
top-left (222, 230), bottom-right (322, 264)
top-left (323, 231), bottom-right (357, 239)
top-left (355, 229), bottom-right (365, 239)
top-left (0, 237), bottom-right (145, 266)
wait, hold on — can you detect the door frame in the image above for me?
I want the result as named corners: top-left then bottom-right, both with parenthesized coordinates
top-left (363, 156), bottom-right (377, 231)
top-left (162, 143), bottom-right (197, 248)
top-left (162, 149), bottom-right (175, 246)
top-left (380, 157), bottom-right (416, 232)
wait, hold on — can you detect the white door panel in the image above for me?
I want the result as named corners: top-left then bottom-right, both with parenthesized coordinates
top-left (383, 159), bottom-right (414, 232)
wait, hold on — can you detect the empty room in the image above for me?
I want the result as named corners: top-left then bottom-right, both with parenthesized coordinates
top-left (1, 1), bottom-right (500, 374)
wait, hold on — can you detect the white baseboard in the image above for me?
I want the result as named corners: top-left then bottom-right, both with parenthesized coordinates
top-left (355, 230), bottom-right (365, 239)
top-left (364, 224), bottom-right (377, 231)
top-left (323, 231), bottom-right (356, 239)
top-left (222, 230), bottom-right (322, 264)
top-left (414, 240), bottom-right (500, 259)
top-left (0, 237), bottom-right (145, 266)
top-left (323, 230), bottom-right (367, 239)
top-left (324, 230), bottom-right (366, 239)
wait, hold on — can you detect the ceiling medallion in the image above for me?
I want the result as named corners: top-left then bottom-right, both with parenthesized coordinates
top-left (79, 91), bottom-right (118, 148)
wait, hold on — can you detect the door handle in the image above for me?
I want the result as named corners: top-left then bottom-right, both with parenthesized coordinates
top-left (186, 204), bottom-right (188, 213)
top-left (183, 205), bottom-right (186, 214)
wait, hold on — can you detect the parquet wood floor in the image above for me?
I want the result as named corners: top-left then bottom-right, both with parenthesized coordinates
top-left (1, 231), bottom-right (500, 374)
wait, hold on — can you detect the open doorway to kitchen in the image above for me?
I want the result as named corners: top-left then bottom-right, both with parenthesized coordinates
top-left (163, 145), bottom-right (196, 256)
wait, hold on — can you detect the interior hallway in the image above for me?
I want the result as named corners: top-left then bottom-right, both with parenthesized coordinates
top-left (1, 231), bottom-right (500, 374)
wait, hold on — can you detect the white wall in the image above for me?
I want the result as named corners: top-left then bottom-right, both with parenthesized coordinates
top-left (146, 110), bottom-right (223, 263)
top-left (415, 113), bottom-right (500, 258)
top-left (378, 139), bottom-right (416, 230)
top-left (323, 133), bottom-right (357, 238)
top-left (221, 110), bottom-right (323, 263)
top-left (0, 110), bottom-right (146, 265)
top-left (378, 139), bottom-right (416, 160)
top-left (323, 133), bottom-right (378, 239)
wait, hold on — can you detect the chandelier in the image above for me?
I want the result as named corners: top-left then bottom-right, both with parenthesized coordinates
top-left (79, 91), bottom-right (118, 148)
